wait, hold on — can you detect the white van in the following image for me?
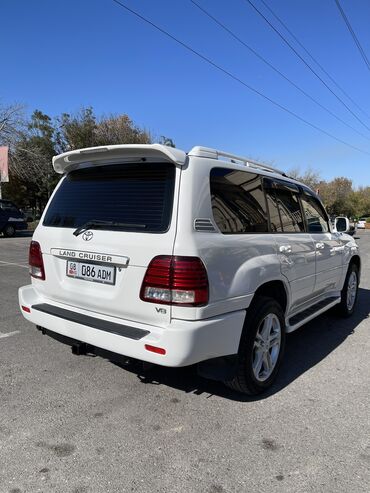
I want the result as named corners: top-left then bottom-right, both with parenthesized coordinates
top-left (19, 144), bottom-right (361, 394)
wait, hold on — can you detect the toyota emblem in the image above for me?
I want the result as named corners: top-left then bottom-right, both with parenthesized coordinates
top-left (82, 231), bottom-right (94, 241)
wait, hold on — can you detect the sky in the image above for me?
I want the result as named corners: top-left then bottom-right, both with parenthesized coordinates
top-left (1, 0), bottom-right (370, 186)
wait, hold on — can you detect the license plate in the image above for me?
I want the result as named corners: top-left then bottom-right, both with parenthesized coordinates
top-left (66, 260), bottom-right (116, 285)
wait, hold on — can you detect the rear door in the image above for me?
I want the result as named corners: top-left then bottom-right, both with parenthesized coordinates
top-left (33, 161), bottom-right (180, 327)
top-left (264, 179), bottom-right (316, 311)
top-left (300, 189), bottom-right (343, 295)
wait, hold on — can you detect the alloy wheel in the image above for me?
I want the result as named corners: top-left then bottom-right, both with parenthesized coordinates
top-left (346, 271), bottom-right (358, 311)
top-left (252, 313), bottom-right (281, 382)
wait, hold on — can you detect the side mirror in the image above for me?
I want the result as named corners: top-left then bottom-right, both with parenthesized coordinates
top-left (335, 216), bottom-right (349, 233)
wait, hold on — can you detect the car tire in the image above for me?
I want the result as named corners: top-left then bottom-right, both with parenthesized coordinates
top-left (337, 263), bottom-right (359, 318)
top-left (224, 296), bottom-right (286, 395)
top-left (3, 224), bottom-right (16, 238)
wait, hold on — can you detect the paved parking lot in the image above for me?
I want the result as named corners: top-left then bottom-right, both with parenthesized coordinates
top-left (0, 231), bottom-right (369, 493)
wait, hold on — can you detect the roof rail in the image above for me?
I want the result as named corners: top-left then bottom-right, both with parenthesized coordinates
top-left (188, 146), bottom-right (286, 177)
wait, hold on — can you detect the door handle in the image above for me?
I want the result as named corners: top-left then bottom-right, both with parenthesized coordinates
top-left (316, 242), bottom-right (325, 250)
top-left (279, 245), bottom-right (292, 253)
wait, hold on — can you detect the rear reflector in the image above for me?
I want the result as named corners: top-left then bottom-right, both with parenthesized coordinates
top-left (140, 256), bottom-right (208, 306)
top-left (21, 306), bottom-right (31, 313)
top-left (29, 241), bottom-right (45, 280)
top-left (145, 344), bottom-right (166, 355)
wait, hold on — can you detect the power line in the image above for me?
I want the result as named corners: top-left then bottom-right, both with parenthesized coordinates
top-left (190, 0), bottom-right (370, 142)
top-left (243, 0), bottom-right (370, 133)
top-left (334, 0), bottom-right (370, 71)
top-left (111, 0), bottom-right (370, 156)
top-left (259, 0), bottom-right (370, 121)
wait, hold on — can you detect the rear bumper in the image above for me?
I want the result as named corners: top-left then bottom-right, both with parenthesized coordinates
top-left (19, 284), bottom-right (245, 367)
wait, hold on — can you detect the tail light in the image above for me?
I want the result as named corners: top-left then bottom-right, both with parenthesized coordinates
top-left (140, 256), bottom-right (208, 306)
top-left (29, 241), bottom-right (45, 280)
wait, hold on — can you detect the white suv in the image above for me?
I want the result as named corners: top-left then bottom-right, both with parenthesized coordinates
top-left (19, 144), bottom-right (361, 395)
top-left (357, 218), bottom-right (367, 229)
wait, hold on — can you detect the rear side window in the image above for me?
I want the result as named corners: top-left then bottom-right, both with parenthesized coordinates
top-left (264, 180), bottom-right (305, 233)
top-left (43, 163), bottom-right (175, 233)
top-left (264, 191), bottom-right (283, 232)
top-left (210, 168), bottom-right (268, 234)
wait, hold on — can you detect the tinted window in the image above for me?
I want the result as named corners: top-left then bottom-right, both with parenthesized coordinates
top-left (276, 189), bottom-right (304, 232)
top-left (301, 193), bottom-right (329, 233)
top-left (264, 190), bottom-right (283, 232)
top-left (264, 181), bottom-right (304, 233)
top-left (210, 168), bottom-right (268, 233)
top-left (43, 163), bottom-right (175, 233)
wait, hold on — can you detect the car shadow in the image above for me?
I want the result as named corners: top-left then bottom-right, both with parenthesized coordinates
top-left (101, 287), bottom-right (370, 402)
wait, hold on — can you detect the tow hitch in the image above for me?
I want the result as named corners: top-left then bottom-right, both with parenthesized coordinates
top-left (71, 342), bottom-right (89, 355)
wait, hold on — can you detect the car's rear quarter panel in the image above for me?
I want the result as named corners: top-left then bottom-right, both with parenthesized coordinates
top-left (172, 157), bottom-right (283, 321)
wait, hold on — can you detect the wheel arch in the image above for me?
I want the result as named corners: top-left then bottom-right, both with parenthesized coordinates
top-left (349, 254), bottom-right (361, 279)
top-left (250, 280), bottom-right (289, 315)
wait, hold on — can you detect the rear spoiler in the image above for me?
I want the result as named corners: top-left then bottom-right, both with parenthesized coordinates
top-left (52, 144), bottom-right (187, 174)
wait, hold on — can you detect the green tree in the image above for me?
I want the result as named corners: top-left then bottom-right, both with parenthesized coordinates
top-left (55, 108), bottom-right (152, 151)
top-left (289, 167), bottom-right (321, 191)
top-left (9, 110), bottom-right (58, 209)
top-left (94, 114), bottom-right (151, 146)
top-left (318, 177), bottom-right (354, 216)
top-left (3, 105), bottom-right (173, 209)
top-left (56, 107), bottom-right (97, 152)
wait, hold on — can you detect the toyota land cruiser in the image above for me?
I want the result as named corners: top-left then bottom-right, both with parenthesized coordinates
top-left (19, 144), bottom-right (360, 394)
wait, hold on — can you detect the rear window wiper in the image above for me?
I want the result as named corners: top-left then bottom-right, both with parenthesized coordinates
top-left (73, 220), bottom-right (147, 236)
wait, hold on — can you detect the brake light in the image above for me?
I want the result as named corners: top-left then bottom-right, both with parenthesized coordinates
top-left (29, 241), bottom-right (45, 280)
top-left (140, 256), bottom-right (208, 306)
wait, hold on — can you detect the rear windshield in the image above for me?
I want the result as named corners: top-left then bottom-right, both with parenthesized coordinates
top-left (43, 162), bottom-right (175, 233)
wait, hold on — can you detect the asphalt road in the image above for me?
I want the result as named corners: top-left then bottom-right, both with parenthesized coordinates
top-left (0, 230), bottom-right (369, 493)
